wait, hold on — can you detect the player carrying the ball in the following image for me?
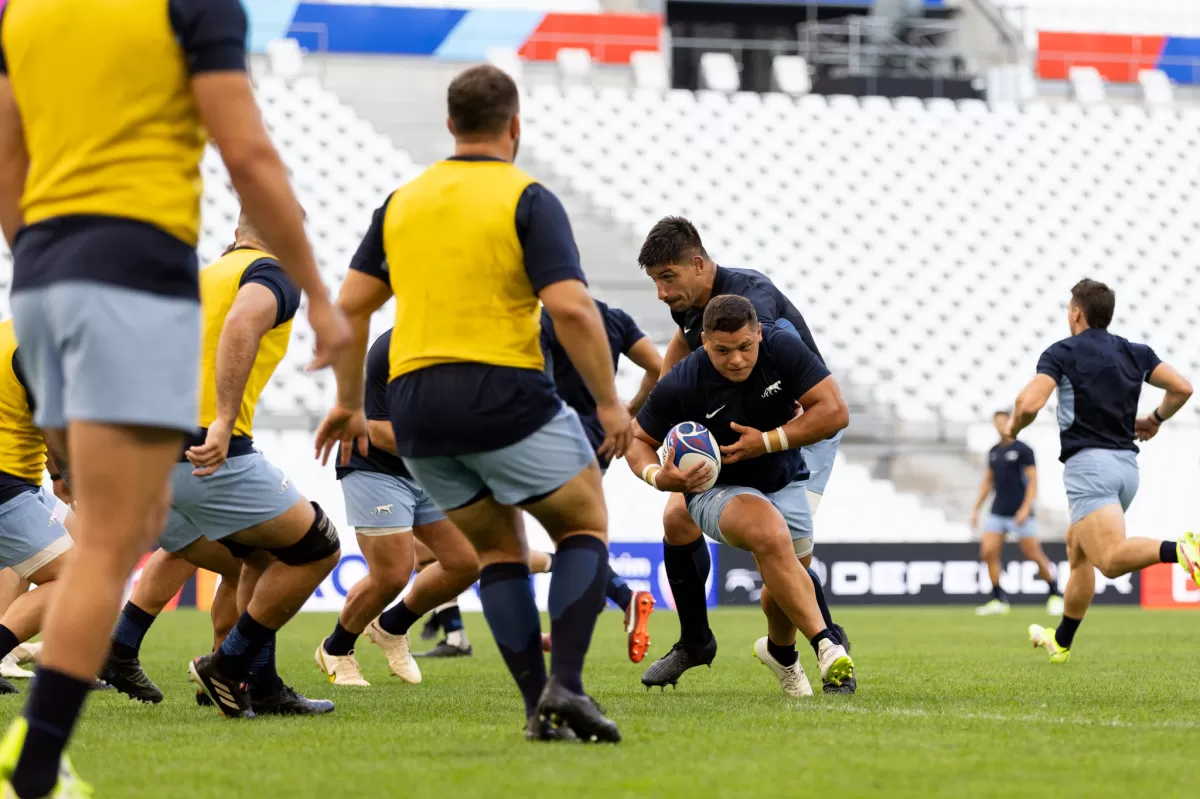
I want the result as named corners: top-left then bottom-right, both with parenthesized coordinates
top-left (625, 295), bottom-right (854, 696)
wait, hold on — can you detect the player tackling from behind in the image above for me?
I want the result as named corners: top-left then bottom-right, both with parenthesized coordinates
top-left (0, 0), bottom-right (350, 793)
top-left (1007, 279), bottom-right (1199, 663)
top-left (316, 64), bottom-right (630, 742)
top-left (971, 410), bottom-right (1063, 616)
top-left (626, 296), bottom-right (854, 696)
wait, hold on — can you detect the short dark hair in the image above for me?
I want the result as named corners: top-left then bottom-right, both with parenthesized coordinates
top-left (447, 65), bottom-right (519, 139)
top-left (1070, 278), bottom-right (1115, 329)
top-left (702, 295), bottom-right (758, 334)
top-left (638, 216), bottom-right (708, 270)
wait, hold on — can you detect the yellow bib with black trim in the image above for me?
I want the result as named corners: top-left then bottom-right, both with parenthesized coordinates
top-left (2, 0), bottom-right (207, 245)
top-left (198, 249), bottom-right (293, 437)
top-left (0, 320), bottom-right (45, 483)
top-left (382, 160), bottom-right (542, 379)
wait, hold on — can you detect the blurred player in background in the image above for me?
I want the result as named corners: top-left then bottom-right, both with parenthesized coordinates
top-left (626, 297), bottom-right (853, 696)
top-left (636, 217), bottom-right (851, 691)
top-left (1008, 280), bottom-right (1199, 663)
top-left (971, 410), bottom-right (1062, 617)
top-left (541, 300), bottom-right (661, 662)
top-left (0, 0), bottom-right (349, 792)
top-left (315, 65), bottom-right (629, 742)
top-left (315, 328), bottom-right (480, 686)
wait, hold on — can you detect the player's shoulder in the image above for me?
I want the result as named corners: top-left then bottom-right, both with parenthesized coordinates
top-left (719, 265), bottom-right (776, 292)
top-left (1015, 439), bottom-right (1035, 455)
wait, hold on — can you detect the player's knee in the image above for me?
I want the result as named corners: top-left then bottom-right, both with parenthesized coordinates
top-left (663, 504), bottom-right (701, 546)
top-left (1096, 557), bottom-right (1124, 580)
top-left (268, 502), bottom-right (341, 569)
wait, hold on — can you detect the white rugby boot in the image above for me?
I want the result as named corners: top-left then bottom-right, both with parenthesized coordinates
top-left (314, 643), bottom-right (370, 687)
top-left (752, 637), bottom-right (813, 697)
top-left (365, 619), bottom-right (422, 684)
top-left (0, 655), bottom-right (31, 680)
top-left (10, 641), bottom-right (40, 666)
top-left (816, 637), bottom-right (855, 689)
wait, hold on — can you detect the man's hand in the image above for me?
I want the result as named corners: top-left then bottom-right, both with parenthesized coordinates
top-left (595, 399), bottom-right (632, 461)
top-left (315, 403), bottom-right (370, 466)
top-left (307, 296), bottom-right (351, 371)
top-left (51, 477), bottom-right (72, 507)
top-left (654, 445), bottom-right (713, 493)
top-left (720, 421), bottom-right (767, 464)
top-left (186, 418), bottom-right (234, 477)
top-left (970, 509), bottom-right (980, 530)
top-left (1014, 506), bottom-right (1031, 526)
top-left (1134, 415), bottom-right (1161, 442)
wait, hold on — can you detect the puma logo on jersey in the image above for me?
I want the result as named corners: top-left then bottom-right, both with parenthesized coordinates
top-left (762, 381), bottom-right (782, 397)
top-left (280, 476), bottom-right (290, 494)
top-left (372, 504), bottom-right (394, 516)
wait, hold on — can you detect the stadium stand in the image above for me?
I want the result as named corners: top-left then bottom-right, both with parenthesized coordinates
top-left (521, 85), bottom-right (1200, 429)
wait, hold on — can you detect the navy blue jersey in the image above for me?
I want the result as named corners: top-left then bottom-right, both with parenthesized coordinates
top-left (988, 439), bottom-right (1035, 517)
top-left (672, 266), bottom-right (823, 364)
top-left (337, 329), bottom-right (410, 480)
top-left (637, 324), bottom-right (830, 494)
top-left (1036, 327), bottom-right (1161, 463)
top-left (541, 300), bottom-right (646, 459)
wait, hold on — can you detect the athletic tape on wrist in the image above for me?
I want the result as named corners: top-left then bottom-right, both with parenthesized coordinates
top-left (641, 464), bottom-right (661, 489)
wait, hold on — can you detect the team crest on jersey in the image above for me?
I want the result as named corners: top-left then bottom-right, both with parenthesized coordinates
top-left (372, 504), bottom-right (394, 516)
top-left (762, 381), bottom-right (782, 397)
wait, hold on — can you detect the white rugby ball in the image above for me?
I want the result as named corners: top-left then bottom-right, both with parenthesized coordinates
top-left (664, 421), bottom-right (721, 492)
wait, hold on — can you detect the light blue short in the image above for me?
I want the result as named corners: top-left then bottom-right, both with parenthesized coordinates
top-left (982, 513), bottom-right (1037, 538)
top-left (341, 470), bottom-right (445, 531)
top-left (11, 282), bottom-right (199, 432)
top-left (159, 452), bottom-right (302, 553)
top-left (802, 428), bottom-right (843, 496)
top-left (1064, 448), bottom-right (1139, 525)
top-left (0, 486), bottom-right (70, 574)
top-left (686, 478), bottom-right (814, 556)
top-left (403, 405), bottom-right (595, 510)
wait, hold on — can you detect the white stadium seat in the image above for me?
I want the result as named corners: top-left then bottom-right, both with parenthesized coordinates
top-left (771, 55), bottom-right (811, 96)
top-left (1138, 68), bottom-right (1174, 109)
top-left (556, 47), bottom-right (593, 84)
top-left (485, 46), bottom-right (524, 87)
top-left (266, 38), bottom-right (304, 81)
top-left (630, 50), bottom-right (668, 91)
top-left (699, 52), bottom-right (740, 93)
top-left (1068, 66), bottom-right (1107, 106)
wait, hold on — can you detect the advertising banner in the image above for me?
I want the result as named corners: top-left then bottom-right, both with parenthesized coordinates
top-left (1140, 562), bottom-right (1200, 609)
top-left (718, 542), bottom-right (1140, 606)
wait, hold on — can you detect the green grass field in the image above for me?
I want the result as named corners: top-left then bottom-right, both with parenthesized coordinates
top-left (4, 606), bottom-right (1194, 798)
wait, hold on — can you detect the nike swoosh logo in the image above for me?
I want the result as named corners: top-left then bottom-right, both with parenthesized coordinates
top-left (706, 405), bottom-right (726, 419)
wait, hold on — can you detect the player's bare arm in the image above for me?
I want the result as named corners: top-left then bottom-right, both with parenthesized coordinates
top-left (1008, 374), bottom-right (1056, 438)
top-left (190, 71), bottom-right (348, 369)
top-left (626, 421), bottom-right (711, 493)
top-left (1014, 464), bottom-right (1037, 525)
top-left (659, 328), bottom-right (691, 377)
top-left (539, 279), bottom-right (631, 459)
top-left (1135, 361), bottom-right (1193, 441)
top-left (720, 375), bottom-right (849, 464)
top-left (970, 470), bottom-right (993, 529)
top-left (0, 77), bottom-right (26, 248)
top-left (625, 337), bottom-right (663, 416)
top-left (314, 270), bottom-right (390, 465)
top-left (187, 283), bottom-right (278, 476)
top-left (366, 419), bottom-right (398, 456)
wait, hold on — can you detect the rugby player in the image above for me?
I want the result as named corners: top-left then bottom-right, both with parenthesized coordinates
top-left (541, 300), bottom-right (661, 662)
top-left (0, 320), bottom-right (74, 697)
top-left (0, 0), bottom-right (349, 791)
top-left (315, 328), bottom-right (480, 686)
top-left (971, 410), bottom-right (1063, 616)
top-left (636, 217), bottom-right (850, 691)
top-left (626, 296), bottom-right (854, 696)
top-left (315, 64), bottom-right (629, 742)
top-left (1007, 280), bottom-right (1199, 663)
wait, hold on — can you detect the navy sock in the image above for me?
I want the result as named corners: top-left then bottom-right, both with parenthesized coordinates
top-left (809, 628), bottom-right (837, 656)
top-left (548, 535), bottom-right (609, 695)
top-left (323, 621), bottom-right (359, 657)
top-left (0, 624), bottom-right (18, 660)
top-left (992, 584), bottom-right (1006, 601)
top-left (438, 605), bottom-right (464, 634)
top-left (1160, 540), bottom-right (1179, 564)
top-left (215, 612), bottom-right (275, 680)
top-left (12, 667), bottom-right (91, 799)
top-left (807, 567), bottom-right (835, 629)
top-left (379, 599), bottom-right (421, 636)
top-left (766, 638), bottom-right (798, 667)
top-left (111, 601), bottom-right (156, 660)
top-left (249, 634), bottom-right (282, 694)
top-left (478, 562), bottom-right (545, 717)
top-left (1055, 615), bottom-right (1082, 649)
top-left (606, 567), bottom-right (634, 611)
top-left (663, 537), bottom-right (712, 646)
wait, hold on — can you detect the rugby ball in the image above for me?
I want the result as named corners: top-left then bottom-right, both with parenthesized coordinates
top-left (664, 422), bottom-right (721, 492)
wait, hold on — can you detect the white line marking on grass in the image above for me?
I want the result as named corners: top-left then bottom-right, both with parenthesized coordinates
top-left (796, 703), bottom-right (1199, 730)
